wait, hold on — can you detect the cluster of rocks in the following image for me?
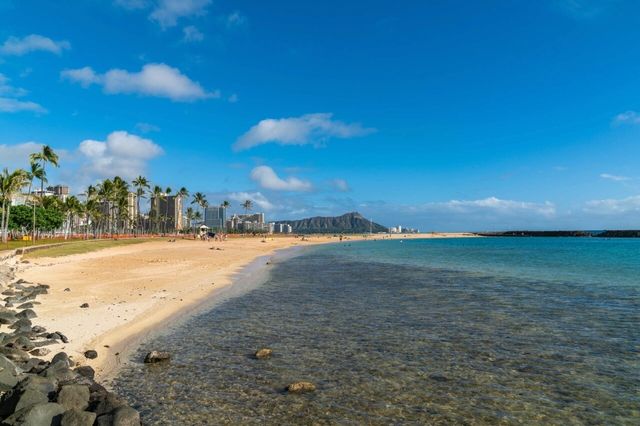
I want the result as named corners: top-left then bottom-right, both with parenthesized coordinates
top-left (0, 260), bottom-right (141, 425)
top-left (253, 348), bottom-right (316, 394)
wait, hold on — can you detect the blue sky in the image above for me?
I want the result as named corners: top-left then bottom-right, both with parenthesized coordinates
top-left (2, 0), bottom-right (640, 231)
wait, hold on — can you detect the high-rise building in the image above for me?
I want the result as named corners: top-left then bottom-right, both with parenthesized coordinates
top-left (126, 192), bottom-right (138, 229)
top-left (48, 185), bottom-right (70, 202)
top-left (150, 195), bottom-right (184, 231)
top-left (204, 206), bottom-right (226, 231)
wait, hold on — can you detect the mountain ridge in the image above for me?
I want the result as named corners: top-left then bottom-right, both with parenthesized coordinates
top-left (276, 212), bottom-right (387, 234)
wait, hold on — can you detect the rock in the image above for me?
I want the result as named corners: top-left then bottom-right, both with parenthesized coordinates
top-left (0, 311), bottom-right (16, 324)
top-left (51, 352), bottom-right (71, 367)
top-left (57, 385), bottom-right (90, 411)
top-left (286, 381), bottom-right (316, 393)
top-left (61, 408), bottom-right (96, 426)
top-left (15, 375), bottom-right (59, 397)
top-left (0, 354), bottom-right (21, 391)
top-left (0, 347), bottom-right (31, 363)
top-left (84, 350), bottom-right (98, 360)
top-left (93, 392), bottom-right (127, 416)
top-left (16, 308), bottom-right (37, 319)
top-left (56, 331), bottom-right (70, 343)
top-left (64, 288), bottom-right (71, 292)
top-left (30, 348), bottom-right (51, 357)
top-left (2, 402), bottom-right (65, 426)
top-left (112, 406), bottom-right (141, 426)
top-left (32, 325), bottom-right (46, 333)
top-left (80, 303), bottom-right (89, 308)
top-left (143, 351), bottom-right (170, 363)
top-left (16, 302), bottom-right (34, 309)
top-left (429, 374), bottom-right (450, 382)
top-left (74, 366), bottom-right (95, 380)
top-left (96, 406), bottom-right (140, 426)
top-left (0, 388), bottom-right (49, 418)
top-left (254, 348), bottom-right (273, 359)
top-left (9, 318), bottom-right (32, 333)
top-left (41, 361), bottom-right (77, 382)
top-left (13, 336), bottom-right (35, 351)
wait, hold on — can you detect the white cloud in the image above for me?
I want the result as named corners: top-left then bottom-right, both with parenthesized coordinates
top-left (0, 142), bottom-right (44, 168)
top-left (600, 173), bottom-right (630, 182)
top-left (60, 67), bottom-right (100, 88)
top-left (330, 178), bottom-right (350, 192)
top-left (0, 34), bottom-right (70, 56)
top-left (250, 166), bottom-right (313, 192)
top-left (0, 74), bottom-right (46, 113)
top-left (584, 195), bottom-right (640, 215)
top-left (150, 0), bottom-right (211, 29)
top-left (228, 191), bottom-right (275, 211)
top-left (225, 11), bottom-right (247, 28)
top-left (0, 74), bottom-right (27, 97)
top-left (78, 131), bottom-right (163, 180)
top-left (183, 25), bottom-right (204, 42)
top-left (114, 0), bottom-right (149, 10)
top-left (417, 197), bottom-right (556, 217)
top-left (234, 113), bottom-right (375, 151)
top-left (613, 110), bottom-right (640, 125)
top-left (61, 63), bottom-right (218, 102)
top-left (0, 97), bottom-right (47, 114)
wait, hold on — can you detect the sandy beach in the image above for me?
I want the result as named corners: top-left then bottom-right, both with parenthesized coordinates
top-left (11, 233), bottom-right (474, 382)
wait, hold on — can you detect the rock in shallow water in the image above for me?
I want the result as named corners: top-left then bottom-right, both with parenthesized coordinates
top-left (254, 348), bottom-right (273, 359)
top-left (143, 351), bottom-right (170, 363)
top-left (286, 381), bottom-right (316, 393)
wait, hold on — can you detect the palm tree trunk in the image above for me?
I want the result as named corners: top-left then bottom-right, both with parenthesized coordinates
top-left (1, 200), bottom-right (6, 244)
top-left (3, 203), bottom-right (11, 244)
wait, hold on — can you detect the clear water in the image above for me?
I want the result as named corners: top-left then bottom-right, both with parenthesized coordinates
top-left (112, 238), bottom-right (640, 425)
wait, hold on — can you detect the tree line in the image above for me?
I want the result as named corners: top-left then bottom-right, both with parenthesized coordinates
top-left (0, 146), bottom-right (256, 243)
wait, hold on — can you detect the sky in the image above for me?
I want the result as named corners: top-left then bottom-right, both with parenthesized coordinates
top-left (1, 0), bottom-right (640, 231)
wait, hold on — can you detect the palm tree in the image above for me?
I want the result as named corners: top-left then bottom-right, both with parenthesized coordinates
top-left (242, 199), bottom-right (253, 215)
top-left (26, 161), bottom-right (45, 243)
top-left (164, 187), bottom-right (172, 233)
top-left (0, 168), bottom-right (29, 243)
top-left (132, 176), bottom-right (150, 235)
top-left (185, 207), bottom-right (195, 235)
top-left (61, 196), bottom-right (81, 240)
top-left (97, 179), bottom-right (115, 236)
top-left (29, 145), bottom-right (58, 241)
top-left (191, 192), bottom-right (207, 223)
top-left (151, 185), bottom-right (164, 234)
top-left (219, 200), bottom-right (230, 233)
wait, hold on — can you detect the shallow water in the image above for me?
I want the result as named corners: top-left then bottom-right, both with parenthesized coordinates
top-left (113, 238), bottom-right (640, 425)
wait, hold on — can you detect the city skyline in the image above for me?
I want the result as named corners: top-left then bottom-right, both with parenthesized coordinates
top-left (2, 1), bottom-right (640, 231)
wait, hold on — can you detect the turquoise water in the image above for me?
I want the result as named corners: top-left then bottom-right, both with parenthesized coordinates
top-left (113, 237), bottom-right (640, 424)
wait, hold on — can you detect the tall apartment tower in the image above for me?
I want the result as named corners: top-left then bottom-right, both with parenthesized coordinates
top-left (204, 206), bottom-right (226, 231)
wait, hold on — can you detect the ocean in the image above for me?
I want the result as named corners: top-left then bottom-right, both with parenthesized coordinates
top-left (112, 237), bottom-right (640, 424)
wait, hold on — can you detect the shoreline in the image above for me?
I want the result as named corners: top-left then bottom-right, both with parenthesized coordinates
top-left (10, 233), bottom-right (475, 383)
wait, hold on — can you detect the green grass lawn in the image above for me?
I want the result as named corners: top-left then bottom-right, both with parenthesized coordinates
top-left (0, 238), bottom-right (73, 252)
top-left (22, 238), bottom-right (154, 259)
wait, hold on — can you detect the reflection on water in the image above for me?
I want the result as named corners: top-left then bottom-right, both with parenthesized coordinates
top-left (113, 243), bottom-right (640, 425)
